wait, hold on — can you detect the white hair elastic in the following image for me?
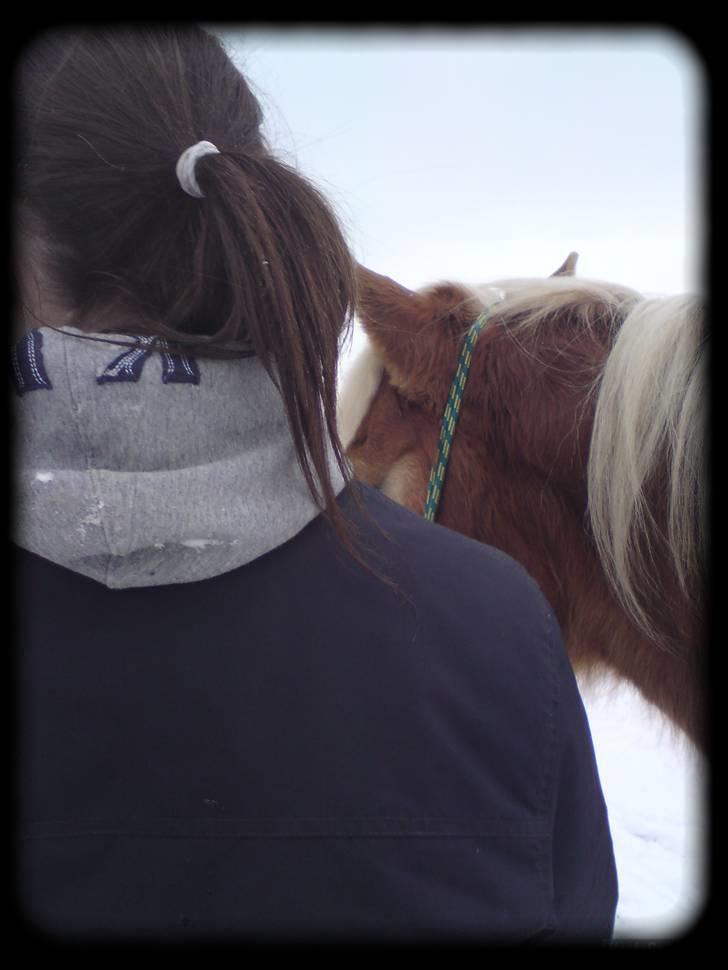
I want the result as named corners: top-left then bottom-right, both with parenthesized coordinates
top-left (175, 140), bottom-right (220, 198)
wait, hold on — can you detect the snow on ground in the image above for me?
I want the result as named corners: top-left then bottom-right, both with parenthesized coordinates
top-left (578, 674), bottom-right (708, 942)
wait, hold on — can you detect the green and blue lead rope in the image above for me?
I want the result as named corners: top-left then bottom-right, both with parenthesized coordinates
top-left (423, 306), bottom-right (497, 523)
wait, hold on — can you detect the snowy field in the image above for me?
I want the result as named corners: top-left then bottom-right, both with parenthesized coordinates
top-left (579, 676), bottom-right (708, 943)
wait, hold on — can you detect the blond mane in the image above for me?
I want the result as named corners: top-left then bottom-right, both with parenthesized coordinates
top-left (468, 274), bottom-right (640, 336)
top-left (587, 293), bottom-right (706, 641)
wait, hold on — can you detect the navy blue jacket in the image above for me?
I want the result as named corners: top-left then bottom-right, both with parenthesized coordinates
top-left (16, 484), bottom-right (617, 943)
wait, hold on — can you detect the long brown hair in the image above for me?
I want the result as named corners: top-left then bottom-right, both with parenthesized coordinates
top-left (16, 25), bottom-right (378, 574)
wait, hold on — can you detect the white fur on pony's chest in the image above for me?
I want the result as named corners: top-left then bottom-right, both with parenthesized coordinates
top-left (379, 453), bottom-right (424, 507)
top-left (337, 342), bottom-right (383, 449)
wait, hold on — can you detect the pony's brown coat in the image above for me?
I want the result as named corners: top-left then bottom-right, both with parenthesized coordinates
top-left (343, 264), bottom-right (705, 749)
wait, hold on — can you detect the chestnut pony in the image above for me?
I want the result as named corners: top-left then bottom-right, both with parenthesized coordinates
top-left (338, 256), bottom-right (707, 750)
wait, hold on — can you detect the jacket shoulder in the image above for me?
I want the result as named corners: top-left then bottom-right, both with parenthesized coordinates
top-left (335, 483), bottom-right (560, 648)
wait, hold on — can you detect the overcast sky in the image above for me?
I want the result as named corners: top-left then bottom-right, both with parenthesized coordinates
top-left (213, 26), bottom-right (703, 313)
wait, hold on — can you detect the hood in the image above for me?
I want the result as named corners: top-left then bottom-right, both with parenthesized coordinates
top-left (13, 326), bottom-right (345, 589)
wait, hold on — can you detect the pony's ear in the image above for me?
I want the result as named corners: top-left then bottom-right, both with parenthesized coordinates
top-left (551, 252), bottom-right (579, 276)
top-left (355, 265), bottom-right (429, 388)
top-left (355, 264), bottom-right (479, 403)
top-left (356, 265), bottom-right (425, 333)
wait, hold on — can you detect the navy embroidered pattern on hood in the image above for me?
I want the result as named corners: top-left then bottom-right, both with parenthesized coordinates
top-left (11, 330), bottom-right (53, 396)
top-left (96, 336), bottom-right (200, 385)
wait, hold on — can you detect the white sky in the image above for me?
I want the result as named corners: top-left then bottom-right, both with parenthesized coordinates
top-left (213, 26), bottom-right (704, 305)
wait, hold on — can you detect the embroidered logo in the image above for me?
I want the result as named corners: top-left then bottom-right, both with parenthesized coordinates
top-left (12, 329), bottom-right (203, 392)
top-left (97, 336), bottom-right (200, 385)
top-left (158, 345), bottom-right (201, 385)
top-left (11, 330), bottom-right (53, 396)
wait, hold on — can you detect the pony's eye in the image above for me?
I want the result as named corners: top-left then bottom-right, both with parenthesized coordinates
top-left (347, 425), bottom-right (369, 449)
top-left (392, 387), bottom-right (410, 416)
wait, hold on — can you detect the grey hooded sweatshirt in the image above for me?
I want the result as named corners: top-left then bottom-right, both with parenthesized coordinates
top-left (13, 326), bottom-right (345, 588)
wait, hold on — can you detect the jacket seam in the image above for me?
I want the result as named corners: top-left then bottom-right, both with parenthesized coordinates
top-left (537, 606), bottom-right (562, 936)
top-left (21, 831), bottom-right (553, 841)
